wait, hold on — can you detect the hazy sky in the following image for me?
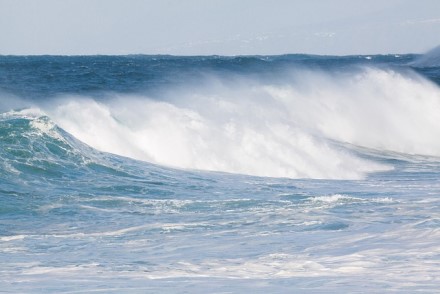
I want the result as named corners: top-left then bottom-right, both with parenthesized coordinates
top-left (1, 0), bottom-right (439, 55)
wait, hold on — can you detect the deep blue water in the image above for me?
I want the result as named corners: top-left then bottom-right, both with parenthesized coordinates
top-left (1, 54), bottom-right (440, 293)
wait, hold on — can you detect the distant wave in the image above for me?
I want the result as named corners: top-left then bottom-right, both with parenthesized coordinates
top-left (411, 45), bottom-right (440, 67)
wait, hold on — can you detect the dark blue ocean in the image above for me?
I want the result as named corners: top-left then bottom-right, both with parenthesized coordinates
top-left (1, 53), bottom-right (440, 293)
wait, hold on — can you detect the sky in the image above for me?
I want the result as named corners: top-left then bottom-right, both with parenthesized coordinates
top-left (0, 0), bottom-right (439, 56)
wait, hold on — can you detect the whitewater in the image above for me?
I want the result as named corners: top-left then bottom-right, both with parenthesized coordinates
top-left (1, 53), bottom-right (440, 292)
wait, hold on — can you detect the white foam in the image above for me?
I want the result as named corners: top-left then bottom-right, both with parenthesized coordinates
top-left (29, 117), bottom-right (66, 142)
top-left (0, 235), bottom-right (27, 242)
top-left (309, 194), bottom-right (358, 203)
top-left (309, 194), bottom-right (395, 206)
top-left (0, 107), bottom-right (45, 121)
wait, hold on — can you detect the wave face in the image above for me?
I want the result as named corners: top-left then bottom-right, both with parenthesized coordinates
top-left (2, 54), bottom-right (440, 292)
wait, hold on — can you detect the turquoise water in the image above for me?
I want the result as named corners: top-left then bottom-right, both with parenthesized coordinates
top-left (1, 54), bottom-right (440, 292)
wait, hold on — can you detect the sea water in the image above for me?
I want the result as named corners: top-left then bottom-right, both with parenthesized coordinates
top-left (1, 54), bottom-right (440, 293)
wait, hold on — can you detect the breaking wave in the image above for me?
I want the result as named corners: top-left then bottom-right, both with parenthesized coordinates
top-left (2, 64), bottom-right (440, 179)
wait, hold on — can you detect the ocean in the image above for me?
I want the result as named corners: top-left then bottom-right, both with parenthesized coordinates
top-left (1, 53), bottom-right (440, 293)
